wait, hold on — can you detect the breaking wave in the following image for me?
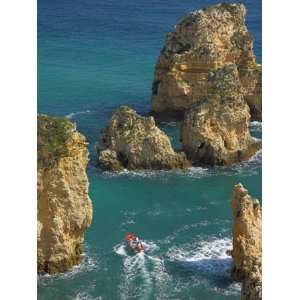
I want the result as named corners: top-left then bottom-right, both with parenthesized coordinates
top-left (167, 237), bottom-right (232, 273)
top-left (250, 121), bottom-right (262, 132)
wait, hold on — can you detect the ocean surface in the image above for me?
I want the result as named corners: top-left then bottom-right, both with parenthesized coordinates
top-left (37, 1), bottom-right (262, 299)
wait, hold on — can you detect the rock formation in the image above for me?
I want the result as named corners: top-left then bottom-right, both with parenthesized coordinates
top-left (230, 183), bottom-right (262, 300)
top-left (37, 114), bottom-right (93, 274)
top-left (97, 106), bottom-right (190, 171)
top-left (151, 3), bottom-right (261, 121)
top-left (181, 64), bottom-right (261, 166)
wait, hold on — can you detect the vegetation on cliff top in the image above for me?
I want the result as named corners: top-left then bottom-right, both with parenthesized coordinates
top-left (37, 114), bottom-right (74, 169)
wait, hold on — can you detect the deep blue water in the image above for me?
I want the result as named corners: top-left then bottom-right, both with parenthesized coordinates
top-left (38, 1), bottom-right (261, 299)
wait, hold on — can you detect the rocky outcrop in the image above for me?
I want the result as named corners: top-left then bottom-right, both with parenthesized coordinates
top-left (181, 65), bottom-right (261, 166)
top-left (97, 106), bottom-right (190, 171)
top-left (151, 3), bottom-right (261, 121)
top-left (230, 183), bottom-right (262, 300)
top-left (37, 114), bottom-right (93, 274)
top-left (239, 65), bottom-right (262, 121)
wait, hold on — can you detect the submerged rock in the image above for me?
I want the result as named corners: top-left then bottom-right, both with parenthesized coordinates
top-left (97, 106), bottom-right (190, 170)
top-left (181, 65), bottom-right (261, 166)
top-left (37, 114), bottom-right (93, 274)
top-left (151, 3), bottom-right (261, 121)
top-left (230, 183), bottom-right (262, 300)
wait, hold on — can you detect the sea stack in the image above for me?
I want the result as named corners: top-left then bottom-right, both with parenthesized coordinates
top-left (37, 114), bottom-right (93, 274)
top-left (97, 106), bottom-right (190, 171)
top-left (181, 65), bottom-right (261, 166)
top-left (151, 3), bottom-right (261, 121)
top-left (230, 183), bottom-right (262, 300)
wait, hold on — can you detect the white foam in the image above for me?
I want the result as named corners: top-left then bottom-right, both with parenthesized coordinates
top-left (250, 121), bottom-right (262, 132)
top-left (210, 280), bottom-right (241, 297)
top-left (162, 236), bottom-right (242, 296)
top-left (167, 237), bottom-right (233, 274)
top-left (102, 168), bottom-right (159, 179)
top-left (120, 251), bottom-right (152, 300)
top-left (251, 121), bottom-right (262, 126)
top-left (217, 282), bottom-right (241, 296)
top-left (38, 247), bottom-right (98, 284)
top-left (101, 155), bottom-right (260, 180)
top-left (249, 149), bottom-right (262, 162)
top-left (66, 110), bottom-right (91, 119)
top-left (72, 292), bottom-right (102, 300)
top-left (114, 243), bottom-right (129, 257)
top-left (118, 169), bottom-right (173, 179)
top-left (142, 240), bottom-right (160, 253)
top-left (147, 254), bottom-right (171, 295)
top-left (113, 240), bottom-right (159, 257)
top-left (116, 240), bottom-right (170, 300)
top-left (103, 167), bottom-right (209, 180)
top-left (185, 166), bottom-right (210, 179)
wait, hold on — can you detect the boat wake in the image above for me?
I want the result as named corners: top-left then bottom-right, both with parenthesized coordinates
top-left (113, 237), bottom-right (240, 298)
top-left (114, 241), bottom-right (170, 300)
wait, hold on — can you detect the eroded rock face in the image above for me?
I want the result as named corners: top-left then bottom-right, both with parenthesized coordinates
top-left (181, 65), bottom-right (261, 166)
top-left (151, 3), bottom-right (261, 121)
top-left (97, 106), bottom-right (190, 170)
top-left (37, 114), bottom-right (93, 274)
top-left (231, 183), bottom-right (262, 300)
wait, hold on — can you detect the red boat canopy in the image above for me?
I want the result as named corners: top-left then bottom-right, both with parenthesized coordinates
top-left (125, 233), bottom-right (136, 241)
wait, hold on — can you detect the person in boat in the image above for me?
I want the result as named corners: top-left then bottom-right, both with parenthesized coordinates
top-left (125, 234), bottom-right (144, 253)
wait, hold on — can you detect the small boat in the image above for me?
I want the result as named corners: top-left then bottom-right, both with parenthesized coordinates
top-left (125, 233), bottom-right (145, 254)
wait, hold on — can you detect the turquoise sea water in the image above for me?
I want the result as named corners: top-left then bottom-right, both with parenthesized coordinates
top-left (38, 1), bottom-right (262, 299)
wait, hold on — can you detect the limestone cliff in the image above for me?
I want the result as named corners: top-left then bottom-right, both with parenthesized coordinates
top-left (181, 65), bottom-right (261, 166)
top-left (151, 3), bottom-right (261, 121)
top-left (230, 183), bottom-right (262, 300)
top-left (37, 114), bottom-right (93, 274)
top-left (97, 106), bottom-right (190, 171)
